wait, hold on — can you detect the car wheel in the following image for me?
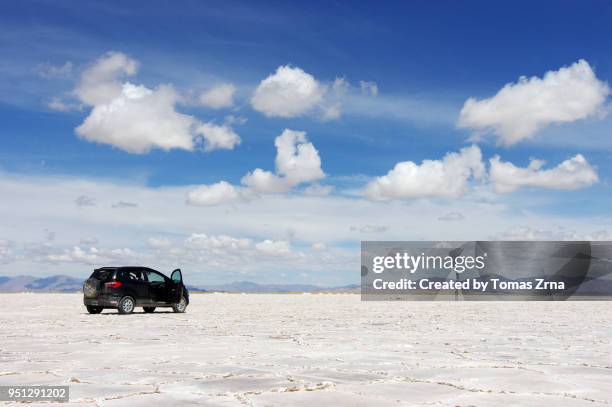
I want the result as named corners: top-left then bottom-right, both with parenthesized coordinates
top-left (143, 306), bottom-right (156, 313)
top-left (172, 296), bottom-right (187, 313)
top-left (118, 296), bottom-right (135, 314)
top-left (86, 306), bottom-right (103, 314)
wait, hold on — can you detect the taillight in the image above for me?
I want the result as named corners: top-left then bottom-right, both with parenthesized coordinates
top-left (105, 281), bottom-right (122, 289)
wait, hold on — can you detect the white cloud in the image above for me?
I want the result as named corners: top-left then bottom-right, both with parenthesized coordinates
top-left (242, 129), bottom-right (324, 193)
top-left (255, 239), bottom-right (291, 256)
top-left (196, 122), bottom-right (241, 151)
top-left (274, 129), bottom-right (325, 185)
top-left (74, 52), bottom-right (138, 105)
top-left (490, 154), bottom-right (598, 192)
top-left (190, 129), bottom-right (325, 205)
top-left (199, 84), bottom-right (236, 109)
top-left (45, 246), bottom-right (141, 265)
top-left (77, 83), bottom-right (197, 153)
top-left (360, 80), bottom-right (378, 96)
top-left (185, 233), bottom-right (251, 251)
top-left (186, 181), bottom-right (243, 206)
top-left (251, 65), bottom-right (325, 118)
top-left (4, 170), bottom-right (612, 281)
top-left (241, 168), bottom-right (288, 193)
top-left (364, 145), bottom-right (485, 200)
top-left (74, 52), bottom-right (240, 154)
top-left (458, 60), bottom-right (610, 145)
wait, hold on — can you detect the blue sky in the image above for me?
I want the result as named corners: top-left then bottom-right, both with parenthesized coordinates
top-left (1, 1), bottom-right (612, 285)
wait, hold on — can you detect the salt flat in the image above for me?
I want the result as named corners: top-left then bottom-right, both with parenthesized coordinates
top-left (0, 293), bottom-right (611, 406)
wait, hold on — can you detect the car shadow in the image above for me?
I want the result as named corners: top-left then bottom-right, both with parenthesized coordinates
top-left (83, 311), bottom-right (179, 315)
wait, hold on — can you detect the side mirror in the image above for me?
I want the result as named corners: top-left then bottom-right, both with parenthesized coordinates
top-left (171, 269), bottom-right (182, 284)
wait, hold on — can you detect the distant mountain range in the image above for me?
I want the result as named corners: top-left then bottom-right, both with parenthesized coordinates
top-left (0, 275), bottom-right (359, 293)
top-left (0, 275), bottom-right (84, 292)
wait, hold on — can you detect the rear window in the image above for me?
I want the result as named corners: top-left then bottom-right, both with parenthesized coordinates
top-left (91, 269), bottom-right (116, 281)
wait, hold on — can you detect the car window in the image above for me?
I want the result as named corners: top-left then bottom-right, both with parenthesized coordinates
top-left (122, 270), bottom-right (144, 281)
top-left (146, 271), bottom-right (165, 283)
top-left (171, 269), bottom-right (182, 283)
top-left (92, 269), bottom-right (115, 281)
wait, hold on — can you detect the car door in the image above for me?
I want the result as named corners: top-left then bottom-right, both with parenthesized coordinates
top-left (132, 269), bottom-right (150, 302)
top-left (170, 269), bottom-right (183, 302)
top-left (145, 270), bottom-right (172, 303)
top-left (121, 269), bottom-right (149, 302)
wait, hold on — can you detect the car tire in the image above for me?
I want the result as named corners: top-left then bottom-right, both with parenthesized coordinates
top-left (143, 307), bottom-right (156, 313)
top-left (86, 306), bottom-right (103, 314)
top-left (117, 296), bottom-right (135, 314)
top-left (172, 295), bottom-right (187, 313)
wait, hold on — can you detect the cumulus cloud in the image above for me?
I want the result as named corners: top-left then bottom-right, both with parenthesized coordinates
top-left (274, 129), bottom-right (325, 184)
top-left (183, 234), bottom-right (292, 260)
top-left (196, 122), bottom-right (241, 151)
top-left (251, 65), bottom-right (325, 118)
top-left (186, 233), bottom-right (251, 251)
top-left (241, 168), bottom-right (288, 193)
top-left (458, 60), bottom-right (610, 145)
top-left (186, 181), bottom-right (243, 206)
top-left (199, 84), bottom-right (236, 109)
top-left (364, 145), bottom-right (485, 200)
top-left (45, 246), bottom-right (141, 265)
top-left (74, 52), bottom-right (138, 105)
top-left (74, 52), bottom-right (240, 154)
top-left (5, 169), bottom-right (612, 279)
top-left (490, 154), bottom-right (598, 192)
top-left (76, 83), bottom-right (196, 153)
top-left (189, 129), bottom-right (325, 205)
top-left (243, 129), bottom-right (325, 193)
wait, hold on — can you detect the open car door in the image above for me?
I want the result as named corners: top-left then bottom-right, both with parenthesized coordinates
top-left (170, 269), bottom-right (183, 302)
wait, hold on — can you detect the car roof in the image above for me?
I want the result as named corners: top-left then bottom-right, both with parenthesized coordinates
top-left (95, 266), bottom-right (166, 275)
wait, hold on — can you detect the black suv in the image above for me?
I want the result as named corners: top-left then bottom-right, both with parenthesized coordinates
top-left (83, 267), bottom-right (189, 314)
